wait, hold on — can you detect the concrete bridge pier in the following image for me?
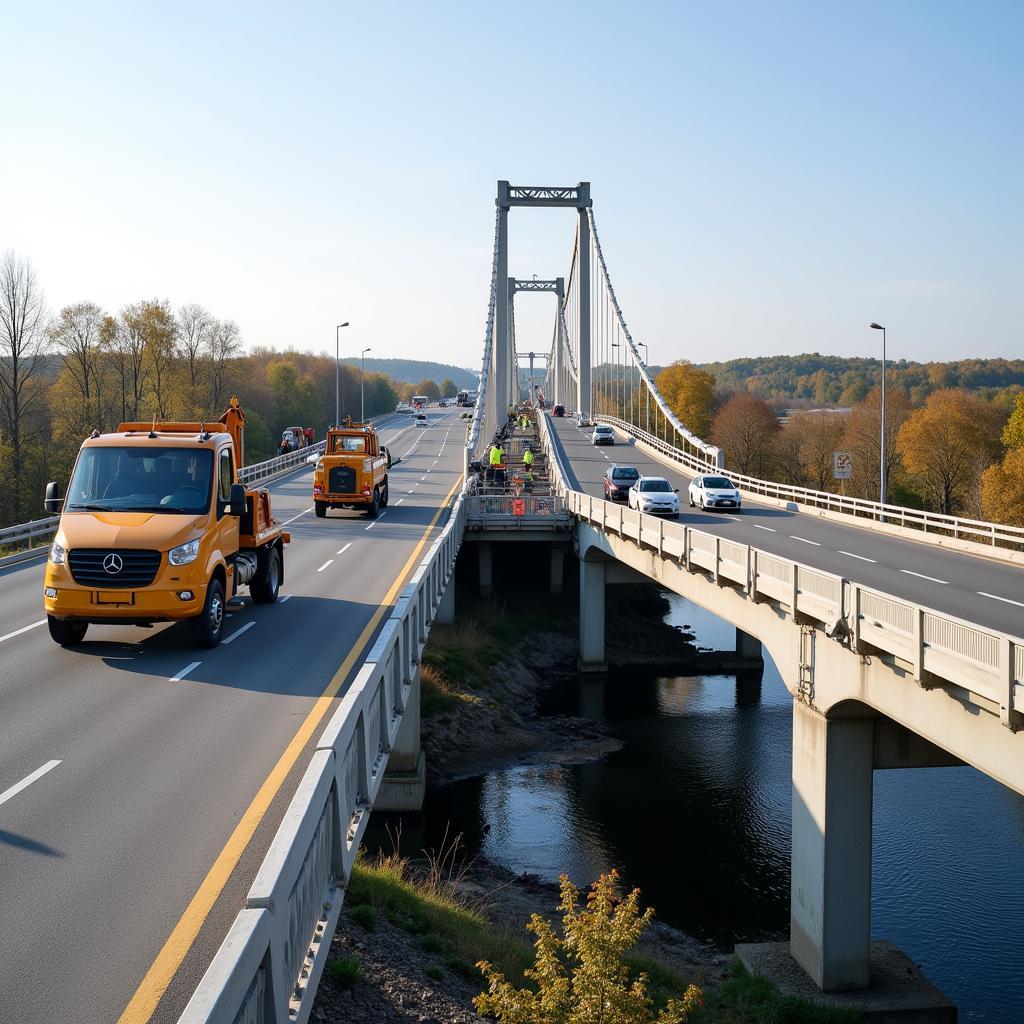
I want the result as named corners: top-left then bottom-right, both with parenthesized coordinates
top-left (436, 576), bottom-right (455, 625)
top-left (790, 701), bottom-right (872, 991)
top-left (375, 668), bottom-right (425, 812)
top-left (579, 557), bottom-right (607, 672)
top-left (735, 627), bottom-right (762, 660)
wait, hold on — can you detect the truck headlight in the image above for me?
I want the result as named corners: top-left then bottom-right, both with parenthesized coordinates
top-left (50, 540), bottom-right (67, 564)
top-left (169, 538), bottom-right (202, 565)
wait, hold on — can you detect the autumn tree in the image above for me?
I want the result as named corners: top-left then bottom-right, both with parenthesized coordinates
top-left (413, 378), bottom-right (441, 402)
top-left (655, 361), bottom-right (715, 439)
top-left (840, 386), bottom-right (911, 501)
top-left (897, 389), bottom-right (1003, 514)
top-left (111, 303), bottom-right (149, 420)
top-left (981, 449), bottom-right (1024, 526)
top-left (711, 391), bottom-right (779, 476)
top-left (440, 377), bottom-right (457, 398)
top-left (140, 299), bottom-right (179, 417)
top-left (207, 318), bottom-right (241, 412)
top-left (780, 410), bottom-right (849, 490)
top-left (178, 302), bottom-right (213, 396)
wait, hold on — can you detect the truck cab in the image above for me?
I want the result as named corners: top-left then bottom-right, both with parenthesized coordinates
top-left (42, 399), bottom-right (289, 649)
top-left (313, 422), bottom-right (390, 519)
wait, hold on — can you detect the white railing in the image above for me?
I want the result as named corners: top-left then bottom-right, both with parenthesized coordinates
top-left (178, 483), bottom-right (468, 1024)
top-left (0, 516), bottom-right (60, 552)
top-left (466, 493), bottom-right (568, 525)
top-left (239, 441), bottom-right (327, 486)
top-left (597, 414), bottom-right (1024, 553)
top-left (537, 411), bottom-right (1023, 729)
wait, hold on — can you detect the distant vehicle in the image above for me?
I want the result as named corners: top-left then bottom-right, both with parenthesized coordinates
top-left (314, 421), bottom-right (390, 519)
top-left (591, 424), bottom-right (614, 446)
top-left (411, 395), bottom-right (428, 410)
top-left (688, 474), bottom-right (742, 511)
top-left (628, 476), bottom-right (680, 518)
top-left (603, 464), bottom-right (639, 502)
top-left (437, 400), bottom-right (447, 408)
top-left (577, 412), bottom-right (591, 428)
top-left (553, 404), bottom-right (565, 417)
top-left (280, 426), bottom-right (308, 452)
top-left (415, 413), bottom-right (427, 427)
top-left (456, 390), bottom-right (477, 407)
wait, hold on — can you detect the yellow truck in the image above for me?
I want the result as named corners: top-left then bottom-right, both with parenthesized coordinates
top-left (313, 421), bottom-right (390, 519)
top-left (42, 398), bottom-right (290, 648)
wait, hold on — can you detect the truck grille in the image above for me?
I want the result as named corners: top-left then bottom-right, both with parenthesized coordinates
top-left (68, 549), bottom-right (162, 588)
top-left (328, 466), bottom-right (357, 493)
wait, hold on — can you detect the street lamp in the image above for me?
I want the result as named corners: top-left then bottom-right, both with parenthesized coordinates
top-left (335, 322), bottom-right (350, 427)
top-left (870, 323), bottom-right (886, 507)
top-left (360, 346), bottom-right (372, 422)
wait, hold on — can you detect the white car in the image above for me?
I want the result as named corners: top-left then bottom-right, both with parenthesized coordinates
top-left (591, 424), bottom-right (614, 446)
top-left (688, 474), bottom-right (742, 511)
top-left (415, 412), bottom-right (427, 427)
top-left (628, 476), bottom-right (680, 517)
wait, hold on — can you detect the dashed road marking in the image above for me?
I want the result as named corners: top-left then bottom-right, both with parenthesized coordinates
top-left (365, 513), bottom-right (387, 531)
top-left (396, 498), bottom-right (405, 505)
top-left (753, 525), bottom-right (776, 532)
top-left (977, 591), bottom-right (1024, 607)
top-left (839, 550), bottom-right (876, 563)
top-left (279, 594), bottom-right (291, 603)
top-left (316, 560), bottom-right (333, 573)
top-left (0, 619), bottom-right (46, 644)
top-left (336, 543), bottom-right (351, 556)
top-left (222, 622), bottom-right (255, 644)
top-left (900, 569), bottom-right (947, 585)
top-left (281, 507), bottom-right (313, 527)
top-left (169, 661), bottom-right (201, 682)
top-left (790, 536), bottom-right (821, 546)
top-left (0, 759), bottom-right (62, 809)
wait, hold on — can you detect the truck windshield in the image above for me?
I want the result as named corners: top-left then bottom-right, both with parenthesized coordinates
top-left (331, 436), bottom-right (367, 453)
top-left (65, 447), bottom-right (214, 514)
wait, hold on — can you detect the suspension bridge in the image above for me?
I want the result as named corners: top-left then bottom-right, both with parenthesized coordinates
top-left (1, 181), bottom-right (1022, 1024)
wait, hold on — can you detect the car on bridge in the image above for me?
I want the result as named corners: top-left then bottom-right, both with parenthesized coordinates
top-left (591, 423), bottom-right (614, 445)
top-left (688, 474), bottom-right (742, 511)
top-left (603, 464), bottom-right (640, 501)
top-left (627, 476), bottom-right (680, 517)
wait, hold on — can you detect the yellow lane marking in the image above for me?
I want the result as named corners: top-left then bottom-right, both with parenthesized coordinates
top-left (118, 473), bottom-right (464, 1024)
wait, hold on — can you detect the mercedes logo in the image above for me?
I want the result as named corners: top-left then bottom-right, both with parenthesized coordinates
top-left (102, 553), bottom-right (124, 575)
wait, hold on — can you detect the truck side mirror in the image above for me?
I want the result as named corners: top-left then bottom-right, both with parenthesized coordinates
top-left (382, 445), bottom-right (392, 468)
top-left (44, 481), bottom-right (63, 514)
top-left (228, 482), bottom-right (248, 517)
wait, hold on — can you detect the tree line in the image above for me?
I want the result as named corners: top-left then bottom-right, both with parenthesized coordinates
top-left (0, 251), bottom-right (449, 528)
top-left (595, 359), bottom-right (1024, 524)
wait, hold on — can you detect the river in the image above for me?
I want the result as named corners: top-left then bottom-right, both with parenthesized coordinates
top-left (419, 594), bottom-right (1024, 1022)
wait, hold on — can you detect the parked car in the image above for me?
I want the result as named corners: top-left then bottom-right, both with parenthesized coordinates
top-left (603, 464), bottom-right (640, 501)
top-left (688, 474), bottom-right (742, 511)
top-left (591, 424), bottom-right (614, 445)
top-left (628, 476), bottom-right (680, 517)
top-left (553, 404), bottom-right (565, 417)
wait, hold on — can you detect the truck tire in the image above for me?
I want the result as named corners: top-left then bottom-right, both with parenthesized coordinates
top-left (315, 501), bottom-right (327, 518)
top-left (48, 615), bottom-right (88, 646)
top-left (190, 577), bottom-right (225, 648)
top-left (381, 481), bottom-right (389, 508)
top-left (366, 488), bottom-right (380, 519)
top-left (251, 546), bottom-right (281, 604)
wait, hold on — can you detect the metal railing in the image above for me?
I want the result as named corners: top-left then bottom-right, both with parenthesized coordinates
top-left (596, 414), bottom-right (1024, 553)
top-left (465, 493), bottom-right (568, 527)
top-left (0, 517), bottom-right (59, 555)
top-left (178, 483), bottom-right (468, 1024)
top-left (537, 411), bottom-right (1024, 729)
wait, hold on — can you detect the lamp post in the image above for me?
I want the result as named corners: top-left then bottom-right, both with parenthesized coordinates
top-left (360, 346), bottom-right (372, 422)
top-left (870, 323), bottom-right (886, 507)
top-left (335, 322), bottom-right (350, 426)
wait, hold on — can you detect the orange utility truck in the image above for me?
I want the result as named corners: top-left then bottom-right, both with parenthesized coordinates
top-left (42, 398), bottom-right (290, 649)
top-left (313, 420), bottom-right (391, 519)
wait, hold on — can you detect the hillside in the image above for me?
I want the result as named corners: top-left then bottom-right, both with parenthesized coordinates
top-left (340, 357), bottom-right (478, 389)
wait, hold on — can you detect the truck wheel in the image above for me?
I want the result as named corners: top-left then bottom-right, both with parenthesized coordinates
top-left (367, 488), bottom-right (380, 519)
top-left (48, 616), bottom-right (88, 646)
top-left (315, 501), bottom-right (327, 518)
top-left (190, 577), bottom-right (225, 648)
top-left (251, 547), bottom-right (281, 604)
top-left (381, 481), bottom-right (389, 508)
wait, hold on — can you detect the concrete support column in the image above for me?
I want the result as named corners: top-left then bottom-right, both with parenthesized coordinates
top-left (790, 702), bottom-right (873, 991)
top-left (553, 278), bottom-right (565, 407)
top-left (550, 544), bottom-right (565, 595)
top-left (436, 577), bottom-right (455, 625)
top-left (576, 208), bottom-right (591, 422)
top-left (736, 628), bottom-right (762, 659)
top-left (578, 557), bottom-right (606, 671)
top-left (478, 542), bottom-right (494, 597)
top-left (376, 668), bottom-right (425, 811)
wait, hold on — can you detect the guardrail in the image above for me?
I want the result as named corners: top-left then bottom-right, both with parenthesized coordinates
top-left (0, 516), bottom-right (59, 554)
top-left (537, 411), bottom-right (1023, 729)
top-left (597, 414), bottom-right (1024, 553)
top-left (178, 482), bottom-right (468, 1024)
top-left (465, 493), bottom-right (568, 528)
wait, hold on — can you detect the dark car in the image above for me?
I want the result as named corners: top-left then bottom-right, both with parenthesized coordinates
top-left (603, 464), bottom-right (640, 501)
top-left (553, 404), bottom-right (565, 417)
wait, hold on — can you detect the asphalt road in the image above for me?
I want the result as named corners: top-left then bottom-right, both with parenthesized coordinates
top-left (0, 408), bottom-right (466, 1024)
top-left (549, 416), bottom-right (1024, 637)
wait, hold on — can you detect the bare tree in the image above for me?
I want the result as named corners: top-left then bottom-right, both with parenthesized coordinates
top-left (140, 299), bottom-right (178, 417)
top-left (0, 250), bottom-right (48, 512)
top-left (112, 303), bottom-right (150, 420)
top-left (50, 301), bottom-right (105, 401)
top-left (178, 302), bottom-right (212, 390)
top-left (207, 318), bottom-right (241, 411)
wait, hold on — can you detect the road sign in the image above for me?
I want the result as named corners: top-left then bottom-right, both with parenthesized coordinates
top-left (833, 451), bottom-right (853, 480)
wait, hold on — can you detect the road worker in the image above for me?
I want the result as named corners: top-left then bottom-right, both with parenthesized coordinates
top-left (523, 447), bottom-right (534, 469)
top-left (489, 441), bottom-right (504, 468)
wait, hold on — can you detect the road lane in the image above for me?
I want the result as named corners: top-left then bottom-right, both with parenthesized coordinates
top-left (0, 408), bottom-right (465, 1024)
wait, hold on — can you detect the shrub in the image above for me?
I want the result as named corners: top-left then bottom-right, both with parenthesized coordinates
top-left (349, 903), bottom-right (376, 931)
top-left (475, 871), bottom-right (702, 1024)
top-left (425, 964), bottom-right (446, 981)
top-left (326, 956), bottom-right (362, 990)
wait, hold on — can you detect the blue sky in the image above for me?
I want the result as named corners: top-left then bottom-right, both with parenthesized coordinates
top-left (1, 1), bottom-right (1020, 369)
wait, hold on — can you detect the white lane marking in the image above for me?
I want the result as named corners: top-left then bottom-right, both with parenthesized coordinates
top-left (279, 594), bottom-right (291, 603)
top-left (0, 619), bottom-right (46, 644)
top-left (790, 536), bottom-right (821, 546)
top-left (222, 621), bottom-right (256, 644)
top-left (396, 498), bottom-right (405, 505)
top-left (0, 759), bottom-right (62, 808)
top-left (281, 507), bottom-right (314, 527)
top-left (408, 489), bottom-right (415, 494)
top-left (900, 569), bottom-right (948, 585)
top-left (978, 591), bottom-right (1024, 608)
top-left (336, 543), bottom-right (352, 556)
top-left (365, 513), bottom-right (387, 531)
top-left (170, 661), bottom-right (201, 682)
top-left (753, 525), bottom-right (776, 532)
top-left (420, 476), bottom-right (427, 481)
top-left (316, 560), bottom-right (334, 573)
top-left (839, 550), bottom-right (876, 563)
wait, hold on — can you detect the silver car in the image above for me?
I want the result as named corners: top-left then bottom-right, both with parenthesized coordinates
top-left (628, 476), bottom-right (680, 517)
top-left (688, 474), bottom-right (742, 511)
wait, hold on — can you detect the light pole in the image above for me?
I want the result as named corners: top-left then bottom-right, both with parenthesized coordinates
top-left (638, 341), bottom-right (650, 433)
top-left (360, 346), bottom-right (372, 422)
top-left (870, 323), bottom-right (886, 507)
top-left (335, 322), bottom-right (349, 426)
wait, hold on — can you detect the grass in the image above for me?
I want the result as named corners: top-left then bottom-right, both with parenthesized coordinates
top-left (326, 956), bottom-right (362, 990)
top-left (348, 902), bottom-right (376, 931)
top-left (425, 964), bottom-right (446, 981)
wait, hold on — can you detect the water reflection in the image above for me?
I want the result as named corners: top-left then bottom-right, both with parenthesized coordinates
top-left (414, 595), bottom-right (1024, 1022)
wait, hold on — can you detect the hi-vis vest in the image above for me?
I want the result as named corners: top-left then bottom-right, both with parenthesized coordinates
top-left (490, 446), bottom-right (503, 466)
top-left (523, 450), bottom-right (534, 466)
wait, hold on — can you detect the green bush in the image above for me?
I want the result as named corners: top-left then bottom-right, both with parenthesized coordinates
top-left (425, 964), bottom-right (446, 981)
top-left (349, 903), bottom-right (376, 931)
top-left (326, 956), bottom-right (362, 990)
top-left (421, 933), bottom-right (446, 953)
